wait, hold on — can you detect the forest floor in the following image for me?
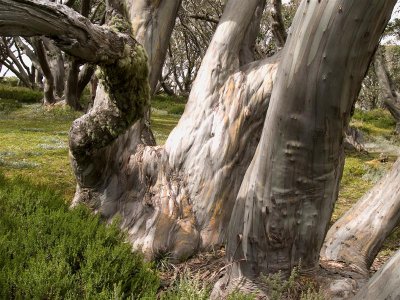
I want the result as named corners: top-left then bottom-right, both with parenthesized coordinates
top-left (1, 95), bottom-right (400, 298)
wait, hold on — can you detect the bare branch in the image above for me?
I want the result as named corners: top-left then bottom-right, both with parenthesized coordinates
top-left (0, 0), bottom-right (132, 64)
top-left (188, 14), bottom-right (219, 24)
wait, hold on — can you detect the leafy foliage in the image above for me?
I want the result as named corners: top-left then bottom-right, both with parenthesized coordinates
top-left (0, 174), bottom-right (159, 299)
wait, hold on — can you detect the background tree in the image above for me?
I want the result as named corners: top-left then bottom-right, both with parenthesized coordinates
top-left (0, 37), bottom-right (37, 88)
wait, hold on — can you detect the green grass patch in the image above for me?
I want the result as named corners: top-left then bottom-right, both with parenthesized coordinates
top-left (151, 94), bottom-right (186, 115)
top-left (351, 108), bottom-right (397, 138)
top-left (0, 102), bottom-right (180, 199)
top-left (0, 98), bottom-right (22, 114)
top-left (332, 150), bottom-right (394, 222)
top-left (0, 84), bottom-right (43, 103)
top-left (0, 174), bottom-right (159, 299)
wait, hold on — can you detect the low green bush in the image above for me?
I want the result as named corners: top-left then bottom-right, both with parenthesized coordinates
top-left (0, 84), bottom-right (43, 103)
top-left (0, 76), bottom-right (20, 87)
top-left (353, 109), bottom-right (396, 129)
top-left (0, 174), bottom-right (159, 299)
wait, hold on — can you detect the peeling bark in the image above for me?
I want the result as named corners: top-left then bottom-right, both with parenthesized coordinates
top-left (3, 2), bottom-right (399, 296)
top-left (69, 0), bottom-right (279, 261)
top-left (220, 0), bottom-right (395, 293)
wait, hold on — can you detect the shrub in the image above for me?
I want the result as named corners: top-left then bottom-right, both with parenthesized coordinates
top-left (0, 84), bottom-right (43, 103)
top-left (160, 270), bottom-right (210, 300)
top-left (0, 174), bottom-right (159, 299)
top-left (0, 76), bottom-right (20, 87)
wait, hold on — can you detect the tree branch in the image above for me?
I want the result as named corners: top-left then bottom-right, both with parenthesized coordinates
top-left (0, 0), bottom-right (131, 64)
top-left (188, 14), bottom-right (219, 24)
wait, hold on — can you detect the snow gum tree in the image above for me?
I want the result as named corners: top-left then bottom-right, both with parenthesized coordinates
top-left (1, 0), bottom-right (400, 298)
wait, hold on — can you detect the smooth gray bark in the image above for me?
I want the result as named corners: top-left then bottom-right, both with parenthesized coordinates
top-left (221, 0), bottom-right (396, 292)
top-left (239, 0), bottom-right (266, 66)
top-left (128, 0), bottom-right (182, 93)
top-left (321, 158), bottom-right (400, 277)
top-left (68, 0), bottom-right (279, 261)
top-left (0, 0), bottom-right (133, 64)
top-left (353, 249), bottom-right (400, 300)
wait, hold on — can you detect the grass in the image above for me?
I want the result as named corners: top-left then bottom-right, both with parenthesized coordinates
top-left (351, 108), bottom-right (398, 140)
top-left (331, 108), bottom-right (399, 222)
top-left (332, 151), bottom-right (394, 222)
top-left (151, 94), bottom-right (186, 115)
top-left (0, 99), bottom-right (180, 200)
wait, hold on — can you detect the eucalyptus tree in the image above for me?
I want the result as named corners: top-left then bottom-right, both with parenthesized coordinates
top-left (374, 48), bottom-right (400, 133)
top-left (1, 0), bottom-right (399, 298)
top-left (0, 37), bottom-right (37, 88)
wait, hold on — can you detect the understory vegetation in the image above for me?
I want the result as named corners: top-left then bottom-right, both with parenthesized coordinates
top-left (0, 84), bottom-right (399, 298)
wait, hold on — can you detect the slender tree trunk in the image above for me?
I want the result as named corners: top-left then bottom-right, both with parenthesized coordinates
top-left (214, 0), bottom-right (395, 296)
top-left (77, 63), bottom-right (96, 100)
top-left (374, 49), bottom-right (400, 134)
top-left (321, 158), bottom-right (400, 277)
top-left (65, 58), bottom-right (81, 110)
top-left (44, 39), bottom-right (65, 98)
top-left (269, 0), bottom-right (287, 48)
top-left (239, 0), bottom-right (266, 66)
top-left (353, 249), bottom-right (400, 299)
top-left (33, 38), bottom-right (56, 105)
top-left (127, 0), bottom-right (182, 93)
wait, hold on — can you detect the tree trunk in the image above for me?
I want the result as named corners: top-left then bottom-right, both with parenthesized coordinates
top-left (215, 0), bottom-right (395, 295)
top-left (33, 38), bottom-right (56, 105)
top-left (353, 249), bottom-right (400, 300)
top-left (269, 0), bottom-right (287, 48)
top-left (77, 63), bottom-right (96, 101)
top-left (127, 0), bottom-right (182, 93)
top-left (321, 158), bottom-right (400, 277)
top-left (68, 0), bottom-right (279, 261)
top-left (374, 49), bottom-right (400, 134)
top-left (65, 58), bottom-right (81, 110)
top-left (239, 0), bottom-right (266, 66)
top-left (43, 39), bottom-right (65, 98)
